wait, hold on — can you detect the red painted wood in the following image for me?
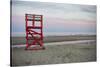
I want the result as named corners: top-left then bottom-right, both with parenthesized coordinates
top-left (25, 14), bottom-right (45, 50)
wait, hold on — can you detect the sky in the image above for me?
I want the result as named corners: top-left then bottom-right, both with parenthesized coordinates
top-left (11, 0), bottom-right (96, 36)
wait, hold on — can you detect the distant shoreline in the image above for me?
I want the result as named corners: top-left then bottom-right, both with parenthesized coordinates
top-left (11, 35), bottom-right (96, 45)
top-left (11, 32), bottom-right (96, 37)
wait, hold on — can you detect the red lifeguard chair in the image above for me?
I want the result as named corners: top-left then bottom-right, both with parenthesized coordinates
top-left (25, 14), bottom-right (45, 50)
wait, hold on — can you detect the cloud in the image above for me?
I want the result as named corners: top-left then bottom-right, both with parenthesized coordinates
top-left (11, 1), bottom-right (96, 35)
top-left (80, 5), bottom-right (96, 13)
top-left (12, 1), bottom-right (96, 20)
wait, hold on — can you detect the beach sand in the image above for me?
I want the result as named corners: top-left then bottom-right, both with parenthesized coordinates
top-left (11, 41), bottom-right (96, 66)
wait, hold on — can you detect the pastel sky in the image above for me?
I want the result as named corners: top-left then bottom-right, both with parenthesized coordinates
top-left (11, 0), bottom-right (96, 36)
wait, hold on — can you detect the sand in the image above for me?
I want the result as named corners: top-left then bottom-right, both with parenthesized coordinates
top-left (11, 41), bottom-right (96, 66)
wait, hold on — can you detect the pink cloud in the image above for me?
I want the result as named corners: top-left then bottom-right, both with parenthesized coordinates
top-left (44, 17), bottom-right (96, 29)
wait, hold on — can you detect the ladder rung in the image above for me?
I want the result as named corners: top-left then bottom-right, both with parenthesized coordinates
top-left (27, 26), bottom-right (42, 29)
top-left (34, 19), bottom-right (41, 21)
top-left (26, 14), bottom-right (42, 16)
top-left (27, 19), bottom-right (41, 21)
top-left (27, 37), bottom-right (34, 40)
top-left (29, 30), bottom-right (41, 35)
top-left (28, 32), bottom-right (41, 35)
